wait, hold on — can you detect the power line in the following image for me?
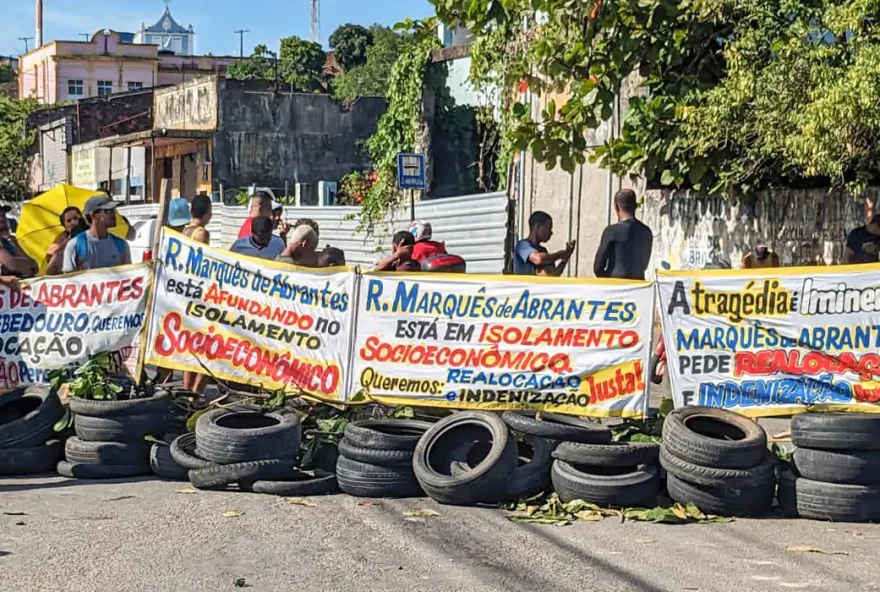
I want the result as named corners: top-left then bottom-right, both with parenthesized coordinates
top-left (18, 37), bottom-right (34, 53)
top-left (234, 29), bottom-right (249, 57)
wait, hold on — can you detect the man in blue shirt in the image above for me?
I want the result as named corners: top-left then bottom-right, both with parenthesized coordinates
top-left (512, 211), bottom-right (574, 276)
top-left (230, 216), bottom-right (285, 260)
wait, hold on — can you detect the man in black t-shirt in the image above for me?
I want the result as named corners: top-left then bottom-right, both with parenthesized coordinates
top-left (845, 215), bottom-right (880, 264)
top-left (594, 189), bottom-right (653, 280)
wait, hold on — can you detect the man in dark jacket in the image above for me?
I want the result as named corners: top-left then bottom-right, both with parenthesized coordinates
top-left (594, 189), bottom-right (653, 280)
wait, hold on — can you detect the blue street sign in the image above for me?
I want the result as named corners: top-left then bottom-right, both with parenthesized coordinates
top-left (397, 153), bottom-right (426, 190)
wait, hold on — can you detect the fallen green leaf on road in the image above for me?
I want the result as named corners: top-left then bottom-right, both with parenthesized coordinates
top-left (222, 511), bottom-right (244, 518)
top-left (785, 545), bottom-right (849, 555)
top-left (176, 488), bottom-right (198, 494)
top-left (403, 509), bottom-right (441, 518)
top-left (284, 497), bottom-right (317, 507)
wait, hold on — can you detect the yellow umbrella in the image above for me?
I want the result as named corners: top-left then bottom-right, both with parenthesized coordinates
top-left (17, 184), bottom-right (131, 274)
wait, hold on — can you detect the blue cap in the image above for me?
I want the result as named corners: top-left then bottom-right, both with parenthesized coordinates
top-left (167, 198), bottom-right (192, 227)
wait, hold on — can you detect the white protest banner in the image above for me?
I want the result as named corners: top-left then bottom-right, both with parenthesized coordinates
top-left (144, 230), bottom-right (356, 401)
top-left (0, 263), bottom-right (151, 388)
top-left (657, 264), bottom-right (880, 416)
top-left (352, 273), bottom-right (654, 417)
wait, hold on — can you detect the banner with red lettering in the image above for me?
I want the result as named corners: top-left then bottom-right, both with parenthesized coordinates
top-left (657, 265), bottom-right (880, 416)
top-left (0, 263), bottom-right (151, 389)
top-left (351, 273), bottom-right (654, 417)
top-left (144, 230), bottom-right (356, 401)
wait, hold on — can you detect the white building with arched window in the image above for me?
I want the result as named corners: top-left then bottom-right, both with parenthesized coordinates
top-left (134, 6), bottom-right (195, 56)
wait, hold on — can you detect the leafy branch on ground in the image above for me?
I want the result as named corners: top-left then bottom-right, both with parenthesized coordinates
top-left (48, 352), bottom-right (123, 400)
top-left (609, 398), bottom-right (672, 443)
top-left (506, 493), bottom-right (732, 526)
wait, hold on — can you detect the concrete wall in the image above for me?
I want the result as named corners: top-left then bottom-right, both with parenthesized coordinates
top-left (154, 76), bottom-right (217, 131)
top-left (212, 79), bottom-right (386, 188)
top-left (39, 119), bottom-right (69, 190)
top-left (641, 188), bottom-right (871, 273)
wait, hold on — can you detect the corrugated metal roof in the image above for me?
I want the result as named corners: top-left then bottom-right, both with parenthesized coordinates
top-left (120, 191), bottom-right (510, 273)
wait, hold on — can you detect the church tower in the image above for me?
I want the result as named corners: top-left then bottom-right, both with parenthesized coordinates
top-left (134, 4), bottom-right (195, 56)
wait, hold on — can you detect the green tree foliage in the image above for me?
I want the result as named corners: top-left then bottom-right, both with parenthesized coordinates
top-left (0, 96), bottom-right (40, 201)
top-left (329, 23), bottom-right (374, 71)
top-left (0, 64), bottom-right (14, 84)
top-left (332, 26), bottom-right (407, 100)
top-left (228, 37), bottom-right (326, 93)
top-left (433, 0), bottom-right (880, 195)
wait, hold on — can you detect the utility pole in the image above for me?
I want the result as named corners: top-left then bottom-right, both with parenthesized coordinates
top-left (234, 29), bottom-right (249, 57)
top-left (35, 0), bottom-right (43, 47)
top-left (80, 33), bottom-right (91, 41)
top-left (18, 37), bottom-right (34, 53)
top-left (310, 0), bottom-right (320, 43)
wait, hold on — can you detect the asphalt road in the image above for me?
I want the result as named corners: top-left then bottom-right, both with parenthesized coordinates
top-left (1, 474), bottom-right (878, 592)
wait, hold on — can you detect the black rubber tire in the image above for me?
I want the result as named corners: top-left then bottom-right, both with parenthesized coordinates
top-left (195, 409), bottom-right (301, 464)
top-left (73, 412), bottom-right (168, 443)
top-left (343, 420), bottom-right (433, 451)
top-left (778, 469), bottom-right (880, 522)
top-left (551, 460), bottom-right (660, 506)
top-left (0, 386), bottom-right (63, 448)
top-left (662, 406), bottom-right (767, 469)
top-left (188, 459), bottom-right (297, 490)
top-left (64, 437), bottom-right (150, 465)
top-left (791, 413), bottom-right (880, 451)
top-left (336, 455), bottom-right (423, 498)
top-left (659, 447), bottom-right (777, 488)
top-left (0, 440), bottom-right (63, 475)
top-left (553, 441), bottom-right (660, 468)
top-left (241, 470), bottom-right (339, 496)
top-left (150, 444), bottom-right (189, 480)
top-left (67, 391), bottom-right (171, 418)
top-left (337, 438), bottom-right (413, 466)
top-left (170, 433), bottom-right (215, 470)
top-left (792, 447), bottom-right (880, 486)
top-left (413, 411), bottom-right (518, 505)
top-left (451, 436), bottom-right (553, 501)
top-left (56, 460), bottom-right (151, 479)
top-left (501, 411), bottom-right (612, 444)
top-left (666, 472), bottom-right (775, 517)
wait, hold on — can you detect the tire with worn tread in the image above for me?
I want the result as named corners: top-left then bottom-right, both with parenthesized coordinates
top-left (792, 447), bottom-right (880, 486)
top-left (778, 469), bottom-right (880, 522)
top-left (150, 444), bottom-right (189, 480)
top-left (73, 412), bottom-right (168, 443)
top-left (343, 420), bottom-right (432, 451)
top-left (64, 437), bottom-right (150, 465)
top-left (666, 472), bottom-right (774, 516)
top-left (240, 470), bottom-right (339, 496)
top-left (414, 412), bottom-right (518, 505)
top-left (337, 439), bottom-right (413, 466)
top-left (195, 409), bottom-right (300, 464)
top-left (554, 441), bottom-right (660, 467)
top-left (659, 447), bottom-right (776, 488)
top-left (551, 460), bottom-right (659, 506)
top-left (452, 436), bottom-right (553, 501)
top-left (662, 406), bottom-right (767, 469)
top-left (0, 386), bottom-right (63, 448)
top-left (170, 433), bottom-right (215, 470)
top-left (336, 455), bottom-right (422, 498)
top-left (791, 413), bottom-right (880, 451)
top-left (68, 391), bottom-right (170, 418)
top-left (56, 460), bottom-right (150, 479)
top-left (188, 459), bottom-right (297, 490)
top-left (0, 440), bottom-right (62, 475)
top-left (501, 411), bottom-right (612, 444)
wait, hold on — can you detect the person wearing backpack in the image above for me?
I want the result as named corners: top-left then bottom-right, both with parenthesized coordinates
top-left (62, 194), bottom-right (131, 273)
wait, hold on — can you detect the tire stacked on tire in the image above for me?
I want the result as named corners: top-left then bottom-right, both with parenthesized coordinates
top-left (503, 411), bottom-right (662, 507)
top-left (0, 386), bottom-right (64, 476)
top-left (781, 413), bottom-right (880, 522)
top-left (58, 391), bottom-right (172, 479)
top-left (336, 420), bottom-right (432, 498)
top-left (172, 408), bottom-right (334, 494)
top-left (660, 406), bottom-right (776, 516)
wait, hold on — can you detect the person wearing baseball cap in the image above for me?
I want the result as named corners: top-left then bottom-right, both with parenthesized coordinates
top-left (62, 194), bottom-right (131, 273)
top-left (166, 197), bottom-right (192, 232)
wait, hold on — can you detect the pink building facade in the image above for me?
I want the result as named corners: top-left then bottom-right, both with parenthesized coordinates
top-left (19, 30), bottom-right (240, 104)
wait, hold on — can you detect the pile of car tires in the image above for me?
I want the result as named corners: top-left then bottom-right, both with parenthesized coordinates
top-left (58, 390), bottom-right (173, 479)
top-left (781, 413), bottom-right (880, 522)
top-left (335, 419), bottom-right (431, 498)
top-left (0, 385), bottom-right (64, 476)
top-left (660, 406), bottom-right (776, 516)
top-left (170, 408), bottom-right (336, 495)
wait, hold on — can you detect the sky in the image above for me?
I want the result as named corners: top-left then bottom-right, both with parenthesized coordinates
top-left (1, 0), bottom-right (435, 57)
